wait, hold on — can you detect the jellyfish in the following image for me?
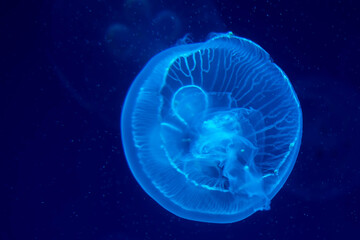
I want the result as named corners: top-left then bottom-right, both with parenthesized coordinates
top-left (121, 32), bottom-right (302, 223)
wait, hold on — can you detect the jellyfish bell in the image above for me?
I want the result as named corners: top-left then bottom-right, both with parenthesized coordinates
top-left (121, 32), bottom-right (302, 223)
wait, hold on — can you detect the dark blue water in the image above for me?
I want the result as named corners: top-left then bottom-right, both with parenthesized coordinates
top-left (1, 0), bottom-right (359, 239)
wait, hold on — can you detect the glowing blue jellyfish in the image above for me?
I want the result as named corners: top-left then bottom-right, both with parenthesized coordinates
top-left (121, 32), bottom-right (302, 223)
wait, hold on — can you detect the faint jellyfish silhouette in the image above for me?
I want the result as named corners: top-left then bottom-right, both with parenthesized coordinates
top-left (123, 0), bottom-right (151, 26)
top-left (152, 10), bottom-right (182, 42)
top-left (146, 10), bottom-right (183, 58)
top-left (121, 32), bottom-right (302, 223)
top-left (105, 24), bottom-right (134, 60)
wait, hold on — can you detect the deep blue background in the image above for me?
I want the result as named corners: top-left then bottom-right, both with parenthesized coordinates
top-left (1, 0), bottom-right (360, 239)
